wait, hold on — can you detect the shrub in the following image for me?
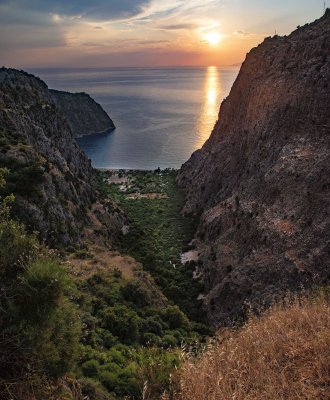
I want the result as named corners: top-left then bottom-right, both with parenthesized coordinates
top-left (142, 317), bottom-right (163, 336)
top-left (101, 331), bottom-right (117, 349)
top-left (99, 371), bottom-right (119, 392)
top-left (161, 334), bottom-right (178, 348)
top-left (37, 299), bottom-right (80, 377)
top-left (160, 305), bottom-right (190, 330)
top-left (121, 280), bottom-right (150, 307)
top-left (82, 359), bottom-right (101, 378)
top-left (142, 333), bottom-right (161, 346)
top-left (15, 259), bottom-right (70, 323)
top-left (100, 304), bottom-right (141, 344)
top-left (0, 219), bottom-right (38, 281)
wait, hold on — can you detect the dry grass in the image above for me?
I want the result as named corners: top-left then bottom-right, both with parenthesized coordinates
top-left (172, 295), bottom-right (330, 400)
top-left (67, 245), bottom-right (140, 279)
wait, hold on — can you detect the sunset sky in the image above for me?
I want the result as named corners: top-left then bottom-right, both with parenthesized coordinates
top-left (0, 0), bottom-right (327, 68)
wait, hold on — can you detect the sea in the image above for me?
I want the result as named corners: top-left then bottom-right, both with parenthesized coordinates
top-left (29, 66), bottom-right (239, 170)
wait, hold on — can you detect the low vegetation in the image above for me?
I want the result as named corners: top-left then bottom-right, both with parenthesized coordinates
top-left (0, 168), bottom-right (80, 399)
top-left (71, 169), bottom-right (210, 399)
top-left (0, 168), bottom-right (208, 400)
top-left (171, 294), bottom-right (330, 400)
top-left (103, 169), bottom-right (203, 320)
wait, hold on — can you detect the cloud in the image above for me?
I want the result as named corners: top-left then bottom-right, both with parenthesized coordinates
top-left (0, 0), bottom-right (226, 67)
top-left (159, 23), bottom-right (197, 30)
top-left (0, 0), bottom-right (153, 21)
top-left (234, 30), bottom-right (250, 36)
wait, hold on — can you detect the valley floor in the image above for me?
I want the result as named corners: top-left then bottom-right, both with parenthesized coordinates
top-left (60, 169), bottom-right (210, 400)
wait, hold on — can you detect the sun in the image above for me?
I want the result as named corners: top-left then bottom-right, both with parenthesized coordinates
top-left (204, 32), bottom-right (221, 45)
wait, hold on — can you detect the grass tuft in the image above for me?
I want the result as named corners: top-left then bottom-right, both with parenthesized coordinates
top-left (172, 294), bottom-right (330, 400)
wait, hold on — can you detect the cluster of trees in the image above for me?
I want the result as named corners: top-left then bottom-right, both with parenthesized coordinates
top-left (75, 268), bottom-right (202, 399)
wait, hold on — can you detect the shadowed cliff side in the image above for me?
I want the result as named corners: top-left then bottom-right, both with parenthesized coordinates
top-left (178, 11), bottom-right (330, 325)
top-left (0, 68), bottom-right (124, 246)
top-left (50, 89), bottom-right (115, 137)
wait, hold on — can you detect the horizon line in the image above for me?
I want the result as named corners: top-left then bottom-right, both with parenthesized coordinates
top-left (6, 63), bottom-right (243, 71)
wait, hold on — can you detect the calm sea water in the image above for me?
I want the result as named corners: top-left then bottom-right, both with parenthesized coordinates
top-left (29, 67), bottom-right (239, 170)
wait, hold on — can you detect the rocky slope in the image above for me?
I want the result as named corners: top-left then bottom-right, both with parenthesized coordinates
top-left (50, 89), bottom-right (115, 137)
top-left (0, 68), bottom-right (123, 246)
top-left (178, 11), bottom-right (330, 325)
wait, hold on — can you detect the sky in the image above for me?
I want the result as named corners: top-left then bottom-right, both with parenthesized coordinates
top-left (0, 0), bottom-right (327, 68)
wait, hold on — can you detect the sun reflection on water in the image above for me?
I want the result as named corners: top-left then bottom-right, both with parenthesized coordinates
top-left (196, 66), bottom-right (222, 148)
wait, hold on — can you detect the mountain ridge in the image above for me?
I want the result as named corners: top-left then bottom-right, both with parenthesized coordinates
top-left (178, 11), bottom-right (330, 325)
top-left (0, 67), bottom-right (123, 246)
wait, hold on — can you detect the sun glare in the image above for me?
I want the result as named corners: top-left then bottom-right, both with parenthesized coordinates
top-left (204, 32), bottom-right (221, 45)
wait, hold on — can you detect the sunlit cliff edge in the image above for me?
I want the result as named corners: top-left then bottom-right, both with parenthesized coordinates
top-left (178, 10), bottom-right (330, 325)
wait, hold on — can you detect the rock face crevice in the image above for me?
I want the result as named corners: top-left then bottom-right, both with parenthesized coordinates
top-left (178, 11), bottom-right (330, 325)
top-left (50, 89), bottom-right (115, 137)
top-left (0, 68), bottom-right (123, 246)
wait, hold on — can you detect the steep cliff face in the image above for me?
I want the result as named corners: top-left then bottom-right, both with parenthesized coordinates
top-left (178, 12), bottom-right (330, 325)
top-left (0, 68), bottom-right (123, 246)
top-left (50, 90), bottom-right (115, 137)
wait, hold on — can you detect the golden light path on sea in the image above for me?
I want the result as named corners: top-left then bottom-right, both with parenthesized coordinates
top-left (196, 65), bottom-right (222, 148)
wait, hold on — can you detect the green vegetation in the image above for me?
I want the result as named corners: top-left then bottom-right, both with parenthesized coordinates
top-left (74, 265), bottom-right (202, 399)
top-left (104, 169), bottom-right (203, 320)
top-left (0, 129), bottom-right (45, 197)
top-left (0, 167), bottom-right (209, 399)
top-left (0, 168), bottom-right (80, 396)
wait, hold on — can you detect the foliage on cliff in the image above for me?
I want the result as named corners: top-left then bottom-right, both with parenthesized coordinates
top-left (0, 168), bottom-right (80, 399)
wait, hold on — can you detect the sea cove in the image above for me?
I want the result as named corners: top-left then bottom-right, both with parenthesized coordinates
top-left (29, 66), bottom-right (239, 169)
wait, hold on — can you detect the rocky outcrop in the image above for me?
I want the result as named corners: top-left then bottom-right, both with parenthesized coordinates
top-left (178, 11), bottom-right (330, 325)
top-left (50, 90), bottom-right (115, 137)
top-left (0, 68), bottom-right (123, 246)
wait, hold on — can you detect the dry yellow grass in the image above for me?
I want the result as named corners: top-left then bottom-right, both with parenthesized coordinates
top-left (172, 295), bottom-right (330, 400)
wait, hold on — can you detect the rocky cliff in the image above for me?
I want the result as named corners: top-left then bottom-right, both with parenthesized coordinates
top-left (50, 89), bottom-right (115, 137)
top-left (178, 12), bottom-right (330, 325)
top-left (0, 68), bottom-right (123, 246)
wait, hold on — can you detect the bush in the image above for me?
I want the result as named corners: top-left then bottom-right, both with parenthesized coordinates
top-left (121, 280), bottom-right (150, 307)
top-left (160, 305), bottom-right (190, 330)
top-left (100, 304), bottom-right (141, 344)
top-left (99, 371), bottom-right (119, 392)
top-left (142, 333), bottom-right (161, 346)
top-left (82, 359), bottom-right (101, 378)
top-left (37, 299), bottom-right (80, 376)
top-left (2, 251), bottom-right (80, 377)
top-left (142, 317), bottom-right (164, 336)
top-left (0, 219), bottom-right (38, 281)
top-left (162, 334), bottom-right (178, 348)
top-left (15, 259), bottom-right (70, 323)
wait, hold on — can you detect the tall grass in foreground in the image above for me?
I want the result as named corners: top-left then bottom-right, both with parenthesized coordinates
top-left (170, 294), bottom-right (330, 400)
